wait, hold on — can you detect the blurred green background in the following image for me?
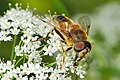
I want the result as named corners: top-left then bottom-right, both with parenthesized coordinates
top-left (0, 0), bottom-right (120, 80)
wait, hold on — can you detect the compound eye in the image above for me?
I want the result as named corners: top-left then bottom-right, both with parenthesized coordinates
top-left (74, 42), bottom-right (85, 52)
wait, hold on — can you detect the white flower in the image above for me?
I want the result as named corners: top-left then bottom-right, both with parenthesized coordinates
top-left (28, 51), bottom-right (42, 63)
top-left (0, 17), bottom-right (11, 29)
top-left (76, 66), bottom-right (86, 78)
top-left (0, 61), bottom-right (14, 73)
top-left (10, 27), bottom-right (20, 35)
top-left (43, 31), bottom-right (61, 56)
top-left (22, 76), bottom-right (28, 80)
top-left (36, 73), bottom-right (48, 80)
top-left (1, 77), bottom-right (10, 80)
top-left (0, 4), bottom-right (88, 80)
top-left (49, 68), bottom-right (72, 80)
top-left (43, 46), bottom-right (53, 56)
top-left (0, 31), bottom-right (12, 41)
top-left (15, 45), bottom-right (23, 56)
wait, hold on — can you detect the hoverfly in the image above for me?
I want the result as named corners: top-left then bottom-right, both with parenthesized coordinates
top-left (34, 13), bottom-right (92, 66)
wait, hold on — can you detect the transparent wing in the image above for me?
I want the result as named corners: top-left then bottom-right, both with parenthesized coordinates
top-left (78, 16), bottom-right (91, 34)
top-left (29, 9), bottom-right (56, 27)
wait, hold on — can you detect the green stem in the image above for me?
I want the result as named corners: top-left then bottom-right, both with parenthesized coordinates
top-left (13, 40), bottom-right (23, 60)
top-left (0, 73), bottom-right (4, 78)
top-left (23, 53), bottom-right (26, 64)
top-left (18, 40), bottom-right (23, 46)
top-left (14, 56), bottom-right (24, 67)
top-left (46, 62), bottom-right (57, 67)
top-left (11, 77), bottom-right (15, 80)
top-left (10, 35), bottom-right (17, 61)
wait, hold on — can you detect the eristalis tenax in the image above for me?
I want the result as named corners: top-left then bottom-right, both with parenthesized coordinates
top-left (33, 12), bottom-right (92, 67)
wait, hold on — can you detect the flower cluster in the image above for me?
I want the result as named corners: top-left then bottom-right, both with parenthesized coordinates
top-left (0, 3), bottom-right (88, 80)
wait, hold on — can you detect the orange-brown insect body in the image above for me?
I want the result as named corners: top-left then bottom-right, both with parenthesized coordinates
top-left (53, 15), bottom-right (88, 45)
top-left (44, 15), bottom-right (91, 66)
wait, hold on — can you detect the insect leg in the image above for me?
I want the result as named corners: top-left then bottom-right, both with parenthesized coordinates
top-left (73, 55), bottom-right (79, 66)
top-left (45, 28), bottom-right (55, 38)
top-left (73, 48), bottom-right (89, 66)
top-left (73, 54), bottom-right (85, 67)
top-left (59, 40), bottom-right (66, 57)
top-left (59, 39), bottom-right (67, 69)
top-left (32, 28), bottom-right (54, 42)
top-left (59, 40), bottom-right (73, 69)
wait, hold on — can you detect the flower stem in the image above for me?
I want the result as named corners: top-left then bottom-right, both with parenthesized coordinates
top-left (14, 56), bottom-right (24, 67)
top-left (10, 35), bottom-right (17, 61)
top-left (13, 40), bottom-right (23, 60)
top-left (23, 53), bottom-right (26, 64)
top-left (0, 74), bottom-right (4, 78)
top-left (46, 62), bottom-right (57, 67)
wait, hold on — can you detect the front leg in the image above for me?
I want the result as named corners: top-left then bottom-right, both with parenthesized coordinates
top-left (32, 28), bottom-right (54, 42)
top-left (59, 39), bottom-right (73, 69)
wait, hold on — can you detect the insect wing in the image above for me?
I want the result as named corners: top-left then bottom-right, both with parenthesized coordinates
top-left (30, 9), bottom-right (56, 27)
top-left (78, 16), bottom-right (91, 34)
